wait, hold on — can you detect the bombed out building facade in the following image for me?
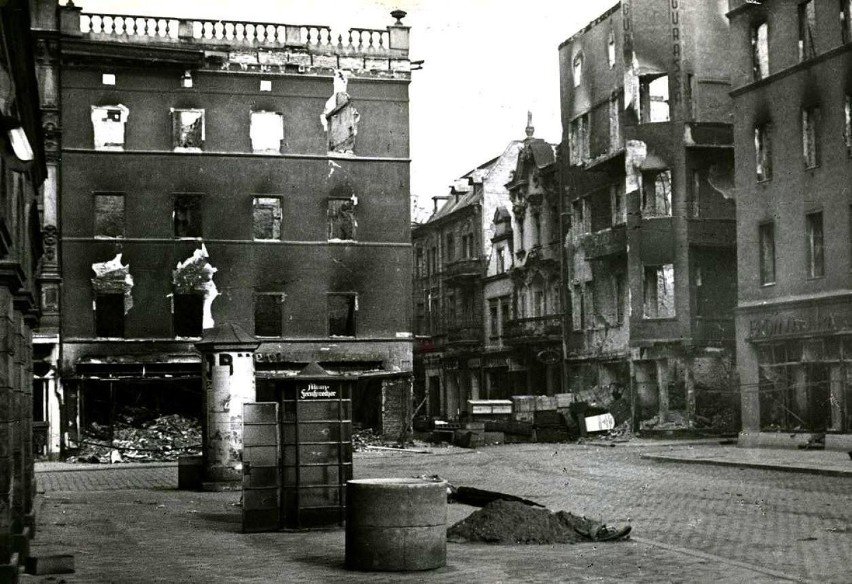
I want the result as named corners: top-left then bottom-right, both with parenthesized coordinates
top-left (31, 2), bottom-right (414, 454)
top-left (558, 0), bottom-right (739, 431)
top-left (727, 0), bottom-right (852, 448)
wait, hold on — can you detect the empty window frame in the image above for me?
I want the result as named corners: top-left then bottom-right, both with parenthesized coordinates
top-left (607, 29), bottom-right (616, 68)
top-left (755, 124), bottom-right (772, 181)
top-left (751, 21), bottom-right (769, 80)
top-left (171, 108), bottom-right (205, 150)
top-left (759, 222), bottom-right (776, 285)
top-left (327, 198), bottom-right (357, 241)
top-left (641, 170), bottom-right (672, 217)
top-left (173, 194), bottom-right (202, 238)
top-left (806, 211), bottom-right (824, 278)
top-left (573, 53), bottom-right (583, 87)
top-left (328, 293), bottom-right (356, 337)
top-left (639, 75), bottom-right (670, 123)
top-left (252, 196), bottom-right (282, 240)
top-left (802, 106), bottom-right (820, 168)
top-left (94, 193), bottom-right (125, 238)
top-left (643, 264), bottom-right (675, 319)
top-left (91, 105), bottom-right (128, 150)
top-left (798, 0), bottom-right (817, 61)
top-left (250, 111), bottom-right (284, 154)
top-left (94, 293), bottom-right (124, 338)
top-left (843, 0), bottom-right (852, 44)
top-left (462, 233), bottom-right (475, 258)
top-left (496, 246), bottom-right (506, 274)
top-left (611, 184), bottom-right (626, 225)
top-left (569, 114), bottom-right (590, 165)
top-left (173, 293), bottom-right (204, 337)
top-left (254, 293), bottom-right (283, 337)
top-left (489, 299), bottom-right (499, 338)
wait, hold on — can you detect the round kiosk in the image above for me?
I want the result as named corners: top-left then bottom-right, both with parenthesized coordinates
top-left (345, 478), bottom-right (447, 571)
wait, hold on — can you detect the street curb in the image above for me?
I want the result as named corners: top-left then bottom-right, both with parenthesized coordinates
top-left (34, 462), bottom-right (178, 474)
top-left (640, 453), bottom-right (852, 478)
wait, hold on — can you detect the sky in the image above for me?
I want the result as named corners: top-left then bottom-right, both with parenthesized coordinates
top-left (67, 0), bottom-right (618, 219)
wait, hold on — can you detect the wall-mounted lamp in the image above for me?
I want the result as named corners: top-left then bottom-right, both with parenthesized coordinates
top-left (181, 71), bottom-right (193, 88)
top-left (0, 114), bottom-right (34, 169)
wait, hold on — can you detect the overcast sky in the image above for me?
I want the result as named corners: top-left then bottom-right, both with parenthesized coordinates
top-left (68, 0), bottom-right (618, 217)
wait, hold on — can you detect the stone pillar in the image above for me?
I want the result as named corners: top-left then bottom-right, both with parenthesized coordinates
top-left (195, 324), bottom-right (259, 488)
top-left (657, 360), bottom-right (670, 423)
top-left (829, 364), bottom-right (844, 433)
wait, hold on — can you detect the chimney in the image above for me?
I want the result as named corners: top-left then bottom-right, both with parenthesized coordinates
top-left (432, 195), bottom-right (450, 213)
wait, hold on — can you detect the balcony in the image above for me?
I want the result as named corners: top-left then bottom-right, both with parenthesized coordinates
top-left (694, 317), bottom-right (735, 345)
top-left (444, 257), bottom-right (483, 284)
top-left (504, 314), bottom-right (563, 344)
top-left (684, 123), bottom-right (733, 148)
top-left (583, 224), bottom-right (626, 260)
top-left (446, 318), bottom-right (482, 345)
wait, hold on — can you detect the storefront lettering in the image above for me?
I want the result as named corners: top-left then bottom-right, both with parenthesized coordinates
top-left (300, 383), bottom-right (336, 399)
top-left (748, 312), bottom-right (851, 340)
top-left (669, 0), bottom-right (682, 106)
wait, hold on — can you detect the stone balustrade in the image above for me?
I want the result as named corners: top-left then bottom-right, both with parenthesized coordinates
top-left (76, 10), bottom-right (402, 56)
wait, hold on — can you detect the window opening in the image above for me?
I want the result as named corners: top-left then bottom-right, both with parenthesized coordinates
top-left (642, 170), bottom-right (672, 217)
top-left (94, 193), bottom-right (125, 238)
top-left (174, 194), bottom-right (202, 238)
top-left (806, 212), bottom-right (824, 278)
top-left (327, 198), bottom-right (357, 241)
top-left (250, 111), bottom-right (284, 154)
top-left (253, 197), bottom-right (282, 240)
top-left (328, 293), bottom-right (356, 337)
top-left (639, 75), bottom-right (670, 123)
top-left (751, 22), bottom-right (769, 80)
top-left (643, 264), bottom-right (675, 319)
top-left (171, 108), bottom-right (205, 151)
top-left (759, 222), bottom-right (776, 285)
top-left (755, 124), bottom-right (772, 181)
top-left (255, 294), bottom-right (283, 337)
top-left (91, 105), bottom-right (128, 150)
top-left (799, 1), bottom-right (817, 61)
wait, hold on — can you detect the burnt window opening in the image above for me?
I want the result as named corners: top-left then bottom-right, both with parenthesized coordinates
top-left (591, 187), bottom-right (613, 232)
top-left (250, 111), bottom-right (284, 154)
top-left (569, 114), bottom-right (590, 165)
top-left (843, 0), bottom-right (852, 44)
top-left (174, 194), bottom-right (202, 238)
top-left (322, 71), bottom-right (360, 154)
top-left (327, 198), bottom-right (357, 241)
top-left (643, 264), bottom-right (675, 319)
top-left (328, 293), bottom-right (356, 337)
top-left (642, 170), bottom-right (672, 217)
top-left (802, 106), bottom-right (820, 168)
top-left (759, 222), bottom-right (776, 286)
top-left (751, 21), bottom-right (769, 80)
top-left (253, 196), bottom-right (282, 240)
top-left (639, 75), bottom-right (670, 123)
top-left (607, 29), bottom-right (616, 69)
top-left (255, 293), bottom-right (284, 337)
top-left (91, 105), bottom-right (128, 150)
top-left (572, 197), bottom-right (591, 238)
top-left (806, 211), bottom-right (824, 279)
top-left (94, 193), bottom-right (125, 238)
top-left (94, 293), bottom-right (125, 338)
top-left (610, 184), bottom-right (626, 225)
top-left (754, 124), bottom-right (772, 182)
top-left (613, 273), bottom-right (625, 325)
top-left (798, 0), bottom-right (817, 61)
top-left (173, 293), bottom-right (204, 337)
top-left (171, 108), bottom-right (205, 151)
top-left (573, 53), bottom-right (583, 87)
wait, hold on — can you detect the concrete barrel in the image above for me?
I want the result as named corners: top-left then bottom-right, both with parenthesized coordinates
top-left (345, 478), bottom-right (447, 571)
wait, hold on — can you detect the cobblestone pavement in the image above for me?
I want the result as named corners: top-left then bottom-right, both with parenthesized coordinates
top-left (25, 443), bottom-right (852, 583)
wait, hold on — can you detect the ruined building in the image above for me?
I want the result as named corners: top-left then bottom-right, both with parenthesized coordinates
top-left (412, 139), bottom-right (522, 420)
top-left (558, 0), bottom-right (739, 431)
top-left (29, 2), bottom-right (414, 454)
top-left (727, 0), bottom-right (852, 449)
top-left (0, 0), bottom-right (47, 571)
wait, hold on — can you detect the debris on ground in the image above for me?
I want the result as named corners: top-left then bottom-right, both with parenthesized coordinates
top-left (639, 411), bottom-right (690, 431)
top-left (447, 499), bottom-right (631, 545)
top-left (66, 414), bottom-right (201, 463)
top-left (351, 428), bottom-right (424, 452)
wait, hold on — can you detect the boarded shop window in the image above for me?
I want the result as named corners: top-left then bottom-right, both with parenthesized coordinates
top-left (569, 114), bottom-right (590, 165)
top-left (639, 75), bottom-right (669, 123)
top-left (643, 264), bottom-right (675, 319)
top-left (843, 0), bottom-right (852, 44)
top-left (94, 293), bottom-right (125, 338)
top-left (327, 198), bottom-right (357, 241)
top-left (607, 29), bottom-right (616, 68)
top-left (250, 111), bottom-right (284, 154)
top-left (806, 211), bottom-right (824, 278)
top-left (173, 293), bottom-right (204, 337)
top-left (254, 294), bottom-right (283, 337)
top-left (174, 194), bottom-right (202, 238)
top-left (798, 1), bottom-right (817, 61)
top-left (572, 53), bottom-right (583, 87)
top-left (171, 108), bottom-right (205, 150)
top-left (802, 107), bottom-right (820, 168)
top-left (94, 193), bottom-right (125, 238)
top-left (759, 222), bottom-right (776, 285)
top-left (252, 197), bottom-right (282, 240)
top-left (641, 170), bottom-right (672, 217)
top-left (751, 22), bottom-right (769, 80)
top-left (91, 105), bottom-right (128, 150)
top-left (755, 124), bottom-right (772, 181)
top-left (328, 293), bottom-right (356, 337)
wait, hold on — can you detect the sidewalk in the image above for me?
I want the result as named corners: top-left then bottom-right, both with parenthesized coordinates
top-left (640, 444), bottom-right (852, 477)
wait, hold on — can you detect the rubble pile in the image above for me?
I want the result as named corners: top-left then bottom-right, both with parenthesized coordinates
top-left (639, 411), bottom-right (690, 431)
top-left (447, 500), bottom-right (630, 545)
top-left (68, 413), bottom-right (202, 463)
top-left (351, 428), bottom-right (415, 452)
